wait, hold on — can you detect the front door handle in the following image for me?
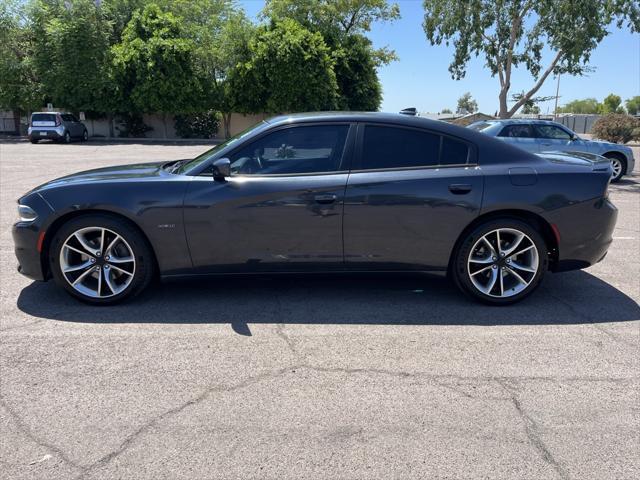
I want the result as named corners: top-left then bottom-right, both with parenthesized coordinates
top-left (448, 184), bottom-right (472, 195)
top-left (314, 194), bottom-right (337, 204)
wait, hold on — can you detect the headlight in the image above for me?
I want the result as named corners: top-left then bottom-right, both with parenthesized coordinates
top-left (18, 204), bottom-right (38, 222)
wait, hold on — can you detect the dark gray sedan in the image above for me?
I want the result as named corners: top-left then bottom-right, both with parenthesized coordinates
top-left (13, 112), bottom-right (617, 305)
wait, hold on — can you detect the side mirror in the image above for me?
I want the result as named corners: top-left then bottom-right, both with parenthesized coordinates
top-left (212, 158), bottom-right (231, 180)
top-left (571, 134), bottom-right (580, 141)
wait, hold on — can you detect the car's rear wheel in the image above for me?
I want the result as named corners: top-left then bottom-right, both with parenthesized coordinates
top-left (451, 219), bottom-right (548, 305)
top-left (62, 130), bottom-right (71, 144)
top-left (49, 215), bottom-right (154, 305)
top-left (604, 153), bottom-right (626, 182)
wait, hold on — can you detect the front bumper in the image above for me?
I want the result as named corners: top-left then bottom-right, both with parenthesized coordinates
top-left (12, 193), bottom-right (54, 281)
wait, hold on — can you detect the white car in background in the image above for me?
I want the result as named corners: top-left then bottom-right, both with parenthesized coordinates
top-left (469, 119), bottom-right (635, 182)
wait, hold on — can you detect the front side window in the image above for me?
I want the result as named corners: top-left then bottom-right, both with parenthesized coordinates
top-left (498, 125), bottom-right (534, 138)
top-left (360, 126), bottom-right (441, 169)
top-left (61, 114), bottom-right (74, 122)
top-left (534, 125), bottom-right (571, 140)
top-left (229, 125), bottom-right (349, 175)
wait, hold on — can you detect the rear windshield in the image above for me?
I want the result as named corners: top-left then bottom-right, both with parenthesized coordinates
top-left (467, 121), bottom-right (494, 132)
top-left (31, 113), bottom-right (57, 125)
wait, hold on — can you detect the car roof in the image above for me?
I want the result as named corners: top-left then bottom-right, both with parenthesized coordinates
top-left (477, 118), bottom-right (561, 126)
top-left (264, 111), bottom-right (488, 140)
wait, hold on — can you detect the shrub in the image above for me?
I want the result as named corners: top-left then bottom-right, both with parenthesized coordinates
top-left (592, 114), bottom-right (640, 144)
top-left (174, 111), bottom-right (220, 139)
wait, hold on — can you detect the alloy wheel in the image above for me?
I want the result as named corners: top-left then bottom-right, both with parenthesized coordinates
top-left (59, 226), bottom-right (136, 298)
top-left (467, 228), bottom-right (539, 298)
top-left (610, 158), bottom-right (623, 180)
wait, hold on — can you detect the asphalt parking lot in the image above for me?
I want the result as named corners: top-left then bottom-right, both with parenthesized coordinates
top-left (1, 140), bottom-right (638, 480)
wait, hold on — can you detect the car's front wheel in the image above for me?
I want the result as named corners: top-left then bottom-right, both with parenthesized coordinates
top-left (604, 153), bottom-right (626, 182)
top-left (49, 215), bottom-right (154, 305)
top-left (82, 129), bottom-right (89, 141)
top-left (451, 219), bottom-right (548, 305)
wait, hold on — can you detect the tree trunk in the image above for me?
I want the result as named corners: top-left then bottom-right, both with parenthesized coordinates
top-left (222, 112), bottom-right (232, 139)
top-left (162, 113), bottom-right (168, 139)
top-left (107, 114), bottom-right (115, 138)
top-left (12, 109), bottom-right (21, 135)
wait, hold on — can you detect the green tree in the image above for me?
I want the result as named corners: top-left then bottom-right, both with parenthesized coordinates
top-left (156, 0), bottom-right (253, 137)
top-left (262, 0), bottom-right (400, 111)
top-left (229, 19), bottom-right (338, 114)
top-left (456, 92), bottom-right (477, 114)
top-left (441, 108), bottom-right (452, 114)
top-left (511, 92), bottom-right (555, 115)
top-left (31, 0), bottom-right (113, 114)
top-left (557, 98), bottom-right (602, 114)
top-left (601, 93), bottom-right (625, 114)
top-left (626, 96), bottom-right (640, 116)
top-left (111, 4), bottom-right (205, 137)
top-left (423, 0), bottom-right (640, 118)
top-left (0, 0), bottom-right (42, 133)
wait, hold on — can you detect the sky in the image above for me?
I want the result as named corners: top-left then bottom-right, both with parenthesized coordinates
top-left (240, 0), bottom-right (640, 115)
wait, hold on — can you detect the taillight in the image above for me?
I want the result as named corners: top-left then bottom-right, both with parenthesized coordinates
top-left (55, 114), bottom-right (61, 126)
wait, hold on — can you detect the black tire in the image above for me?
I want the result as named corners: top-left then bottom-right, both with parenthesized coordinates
top-left (62, 130), bottom-right (71, 144)
top-left (82, 129), bottom-right (89, 141)
top-left (30, 139), bottom-right (38, 144)
top-left (451, 218), bottom-right (548, 305)
top-left (49, 214), bottom-right (155, 305)
top-left (603, 153), bottom-right (626, 182)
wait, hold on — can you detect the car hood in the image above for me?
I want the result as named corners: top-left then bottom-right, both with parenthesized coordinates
top-left (27, 160), bottom-right (182, 194)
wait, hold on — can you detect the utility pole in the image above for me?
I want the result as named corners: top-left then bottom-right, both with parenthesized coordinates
top-left (553, 74), bottom-right (561, 120)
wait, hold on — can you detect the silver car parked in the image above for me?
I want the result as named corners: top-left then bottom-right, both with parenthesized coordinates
top-left (28, 112), bottom-right (89, 144)
top-left (468, 119), bottom-right (635, 181)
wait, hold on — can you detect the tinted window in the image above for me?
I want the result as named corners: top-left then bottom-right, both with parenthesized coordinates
top-left (498, 125), bottom-right (534, 138)
top-left (31, 113), bottom-right (57, 125)
top-left (61, 114), bottom-right (75, 122)
top-left (534, 125), bottom-right (571, 140)
top-left (360, 126), bottom-right (440, 169)
top-left (440, 137), bottom-right (469, 165)
top-left (229, 125), bottom-right (349, 175)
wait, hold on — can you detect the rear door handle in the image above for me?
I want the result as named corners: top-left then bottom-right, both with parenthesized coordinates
top-left (448, 184), bottom-right (472, 195)
top-left (314, 194), bottom-right (337, 204)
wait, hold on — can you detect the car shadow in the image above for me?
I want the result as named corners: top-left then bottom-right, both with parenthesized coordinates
top-left (16, 271), bottom-right (640, 335)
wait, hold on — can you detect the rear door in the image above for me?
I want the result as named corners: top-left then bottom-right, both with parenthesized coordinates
top-left (496, 124), bottom-right (539, 153)
top-left (343, 123), bottom-right (483, 271)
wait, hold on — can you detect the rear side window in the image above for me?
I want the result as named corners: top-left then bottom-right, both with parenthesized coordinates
top-left (498, 125), bottom-right (533, 138)
top-left (440, 137), bottom-right (469, 165)
top-left (61, 114), bottom-right (75, 122)
top-left (358, 125), bottom-right (471, 170)
top-left (360, 126), bottom-right (440, 169)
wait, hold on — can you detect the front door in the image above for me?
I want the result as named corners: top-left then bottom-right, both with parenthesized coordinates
top-left (533, 124), bottom-right (576, 153)
top-left (183, 123), bottom-right (354, 273)
top-left (343, 124), bottom-right (483, 271)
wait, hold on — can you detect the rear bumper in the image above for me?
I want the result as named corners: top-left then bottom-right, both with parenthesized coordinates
top-left (28, 126), bottom-right (65, 141)
top-left (547, 197), bottom-right (618, 272)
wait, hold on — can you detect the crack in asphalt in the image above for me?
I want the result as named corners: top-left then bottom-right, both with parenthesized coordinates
top-left (0, 395), bottom-right (84, 474)
top-left (73, 365), bottom-right (301, 480)
top-left (497, 379), bottom-right (569, 480)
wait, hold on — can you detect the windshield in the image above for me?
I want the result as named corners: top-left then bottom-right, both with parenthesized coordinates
top-left (176, 121), bottom-right (269, 174)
